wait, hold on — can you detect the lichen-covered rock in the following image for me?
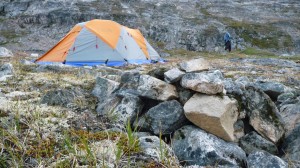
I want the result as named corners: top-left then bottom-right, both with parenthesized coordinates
top-left (247, 151), bottom-right (288, 168)
top-left (172, 125), bottom-right (246, 167)
top-left (181, 70), bottom-right (224, 95)
top-left (134, 100), bottom-right (187, 135)
top-left (164, 67), bottom-right (185, 83)
top-left (184, 94), bottom-right (239, 141)
top-left (138, 136), bottom-right (179, 166)
top-left (137, 75), bottom-right (178, 101)
top-left (239, 131), bottom-right (278, 155)
top-left (243, 86), bottom-right (285, 143)
top-left (97, 94), bottom-right (144, 125)
top-left (92, 76), bottom-right (119, 103)
top-left (281, 125), bottom-right (300, 168)
top-left (0, 47), bottom-right (13, 57)
top-left (279, 102), bottom-right (300, 134)
top-left (41, 89), bottom-right (84, 107)
top-left (0, 63), bottom-right (14, 78)
top-left (179, 58), bottom-right (211, 72)
top-left (254, 81), bottom-right (287, 100)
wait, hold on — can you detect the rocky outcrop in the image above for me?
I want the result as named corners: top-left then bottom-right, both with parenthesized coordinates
top-left (254, 81), bottom-right (287, 100)
top-left (172, 125), bottom-right (246, 167)
top-left (243, 86), bottom-right (285, 143)
top-left (0, 63), bottom-right (13, 78)
top-left (41, 89), bottom-right (84, 107)
top-left (247, 151), bottom-right (288, 168)
top-left (134, 100), bottom-right (187, 135)
top-left (239, 131), bottom-right (278, 155)
top-left (179, 58), bottom-right (211, 73)
top-left (181, 70), bottom-right (224, 95)
top-left (184, 94), bottom-right (239, 141)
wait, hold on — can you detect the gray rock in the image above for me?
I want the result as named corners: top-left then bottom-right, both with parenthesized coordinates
top-left (239, 131), bottom-right (278, 155)
top-left (179, 58), bottom-right (211, 73)
top-left (117, 71), bottom-right (140, 94)
top-left (138, 136), bottom-right (179, 165)
top-left (0, 63), bottom-right (14, 78)
top-left (281, 125), bottom-right (300, 168)
top-left (92, 76), bottom-right (119, 103)
top-left (134, 100), bottom-right (187, 135)
top-left (164, 67), bottom-right (185, 83)
top-left (234, 120), bottom-right (245, 141)
top-left (177, 86), bottom-right (195, 105)
top-left (148, 67), bottom-right (168, 80)
top-left (133, 132), bottom-right (152, 138)
top-left (181, 70), bottom-right (224, 95)
top-left (235, 76), bottom-right (250, 88)
top-left (41, 89), bottom-right (83, 107)
top-left (97, 94), bottom-right (144, 125)
top-left (277, 92), bottom-right (295, 104)
top-left (0, 47), bottom-right (13, 57)
top-left (224, 78), bottom-right (244, 97)
top-left (243, 86), bottom-right (285, 143)
top-left (247, 151), bottom-right (288, 168)
top-left (137, 75), bottom-right (178, 101)
top-left (280, 102), bottom-right (300, 134)
top-left (20, 59), bottom-right (35, 65)
top-left (254, 81), bottom-right (287, 100)
top-left (172, 125), bottom-right (246, 167)
top-left (184, 94), bottom-right (239, 142)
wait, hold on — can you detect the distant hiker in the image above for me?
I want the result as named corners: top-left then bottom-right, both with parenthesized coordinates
top-left (224, 32), bottom-right (231, 52)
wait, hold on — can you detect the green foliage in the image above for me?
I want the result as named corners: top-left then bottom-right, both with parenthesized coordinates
top-left (241, 48), bottom-right (275, 57)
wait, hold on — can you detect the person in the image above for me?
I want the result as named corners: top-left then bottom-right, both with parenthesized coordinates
top-left (224, 32), bottom-right (231, 52)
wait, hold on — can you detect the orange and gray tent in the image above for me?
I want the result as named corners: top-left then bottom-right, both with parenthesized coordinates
top-left (35, 19), bottom-right (161, 66)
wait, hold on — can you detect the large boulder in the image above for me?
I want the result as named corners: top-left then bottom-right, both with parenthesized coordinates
top-left (172, 125), bottom-right (246, 167)
top-left (97, 94), bottom-right (144, 125)
top-left (137, 75), bottom-right (178, 101)
top-left (247, 151), bottom-right (288, 168)
top-left (0, 47), bottom-right (13, 57)
top-left (92, 76), bottom-right (120, 103)
top-left (239, 131), bottom-right (278, 155)
top-left (281, 125), bottom-right (300, 168)
top-left (184, 94), bottom-right (239, 141)
top-left (181, 70), bottom-right (224, 95)
top-left (179, 58), bottom-right (211, 73)
top-left (134, 100), bottom-right (187, 135)
top-left (243, 86), bottom-right (285, 143)
top-left (138, 136), bottom-right (179, 166)
top-left (41, 89), bottom-right (84, 107)
top-left (164, 67), bottom-right (185, 83)
top-left (0, 63), bottom-right (14, 78)
top-left (254, 81), bottom-right (287, 100)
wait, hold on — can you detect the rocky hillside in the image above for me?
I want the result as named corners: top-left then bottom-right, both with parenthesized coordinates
top-left (0, 0), bottom-right (300, 55)
top-left (1, 53), bottom-right (300, 167)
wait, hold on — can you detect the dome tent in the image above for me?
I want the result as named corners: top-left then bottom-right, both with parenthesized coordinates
top-left (35, 19), bottom-right (161, 66)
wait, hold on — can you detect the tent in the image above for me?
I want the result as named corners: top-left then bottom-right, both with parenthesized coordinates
top-left (35, 19), bottom-right (161, 66)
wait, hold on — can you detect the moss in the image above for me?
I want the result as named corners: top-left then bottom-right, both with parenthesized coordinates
top-left (241, 48), bottom-right (275, 56)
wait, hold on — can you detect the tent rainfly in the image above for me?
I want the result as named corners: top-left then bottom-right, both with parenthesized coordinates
top-left (35, 19), bottom-right (161, 66)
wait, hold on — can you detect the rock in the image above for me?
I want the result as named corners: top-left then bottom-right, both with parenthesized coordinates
top-left (97, 94), bottom-right (144, 125)
top-left (235, 76), bottom-right (250, 88)
top-left (281, 125), bottom-right (300, 168)
top-left (0, 63), bottom-right (14, 78)
top-left (134, 100), bottom-right (187, 135)
top-left (247, 151), bottom-right (288, 168)
top-left (138, 136), bottom-right (179, 165)
top-left (35, 64), bottom-right (73, 73)
top-left (172, 125), bottom-right (246, 167)
top-left (148, 67), bottom-right (168, 80)
top-left (234, 120), bottom-right (245, 140)
top-left (92, 76), bottom-right (120, 103)
top-left (5, 91), bottom-right (36, 101)
top-left (40, 89), bottom-right (83, 107)
top-left (137, 75), bottom-right (178, 101)
top-left (243, 86), bottom-right (285, 143)
top-left (254, 81), bottom-right (287, 100)
top-left (239, 131), bottom-right (278, 155)
top-left (20, 59), bottom-right (35, 65)
top-left (224, 78), bottom-right (244, 97)
top-left (184, 94), bottom-right (239, 141)
top-left (179, 58), bottom-right (211, 72)
top-left (279, 102), bottom-right (300, 134)
top-left (116, 71), bottom-right (141, 95)
top-left (164, 67), bottom-right (185, 83)
top-left (133, 132), bottom-right (152, 138)
top-left (0, 47), bottom-right (13, 57)
top-left (181, 70), bottom-right (224, 95)
top-left (177, 86), bottom-right (195, 105)
top-left (277, 92), bottom-right (295, 104)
